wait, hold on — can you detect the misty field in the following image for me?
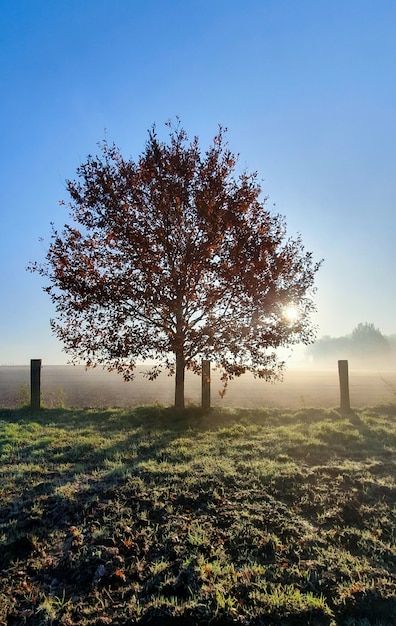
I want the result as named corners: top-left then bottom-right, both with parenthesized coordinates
top-left (1, 365), bottom-right (396, 409)
top-left (0, 403), bottom-right (395, 625)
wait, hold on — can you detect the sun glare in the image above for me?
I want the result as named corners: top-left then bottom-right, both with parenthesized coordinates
top-left (284, 305), bottom-right (299, 323)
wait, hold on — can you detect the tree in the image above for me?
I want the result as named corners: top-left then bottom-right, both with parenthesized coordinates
top-left (350, 323), bottom-right (391, 362)
top-left (307, 322), bottom-right (392, 366)
top-left (30, 121), bottom-right (322, 408)
top-left (307, 334), bottom-right (351, 364)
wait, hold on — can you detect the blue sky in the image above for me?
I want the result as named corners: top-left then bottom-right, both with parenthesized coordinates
top-left (1, 0), bottom-right (395, 365)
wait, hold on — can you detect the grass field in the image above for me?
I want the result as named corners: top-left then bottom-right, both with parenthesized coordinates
top-left (0, 403), bottom-right (395, 625)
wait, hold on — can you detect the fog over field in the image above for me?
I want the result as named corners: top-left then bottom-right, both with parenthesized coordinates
top-left (1, 364), bottom-right (395, 410)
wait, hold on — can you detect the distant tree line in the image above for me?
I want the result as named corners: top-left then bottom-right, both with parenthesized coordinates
top-left (307, 323), bottom-right (396, 366)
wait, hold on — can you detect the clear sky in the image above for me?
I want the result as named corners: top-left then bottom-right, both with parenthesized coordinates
top-left (1, 0), bottom-right (395, 365)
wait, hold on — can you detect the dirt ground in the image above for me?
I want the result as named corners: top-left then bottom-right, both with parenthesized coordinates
top-left (1, 365), bottom-right (395, 409)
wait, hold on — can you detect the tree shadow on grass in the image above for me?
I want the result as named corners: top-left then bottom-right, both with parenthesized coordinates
top-left (1, 404), bottom-right (396, 624)
top-left (346, 405), bottom-right (396, 460)
top-left (0, 404), bottom-right (214, 554)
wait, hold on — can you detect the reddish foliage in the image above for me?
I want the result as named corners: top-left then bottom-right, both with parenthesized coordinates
top-left (29, 120), bottom-right (322, 407)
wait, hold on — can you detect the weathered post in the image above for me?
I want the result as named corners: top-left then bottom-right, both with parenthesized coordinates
top-left (31, 359), bottom-right (42, 411)
top-left (338, 359), bottom-right (351, 413)
top-left (201, 359), bottom-right (211, 411)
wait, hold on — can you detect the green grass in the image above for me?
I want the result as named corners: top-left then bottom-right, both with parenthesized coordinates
top-left (0, 404), bottom-right (395, 625)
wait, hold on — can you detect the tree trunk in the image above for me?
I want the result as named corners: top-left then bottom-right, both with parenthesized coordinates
top-left (174, 350), bottom-right (185, 409)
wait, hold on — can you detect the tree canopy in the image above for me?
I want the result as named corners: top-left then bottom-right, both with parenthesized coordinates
top-left (30, 121), bottom-right (322, 408)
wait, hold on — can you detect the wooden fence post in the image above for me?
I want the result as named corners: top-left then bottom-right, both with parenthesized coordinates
top-left (338, 359), bottom-right (351, 413)
top-left (202, 360), bottom-right (211, 411)
top-left (31, 359), bottom-right (42, 411)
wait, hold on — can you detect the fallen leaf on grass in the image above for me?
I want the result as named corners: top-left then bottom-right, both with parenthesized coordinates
top-left (114, 569), bottom-right (126, 582)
